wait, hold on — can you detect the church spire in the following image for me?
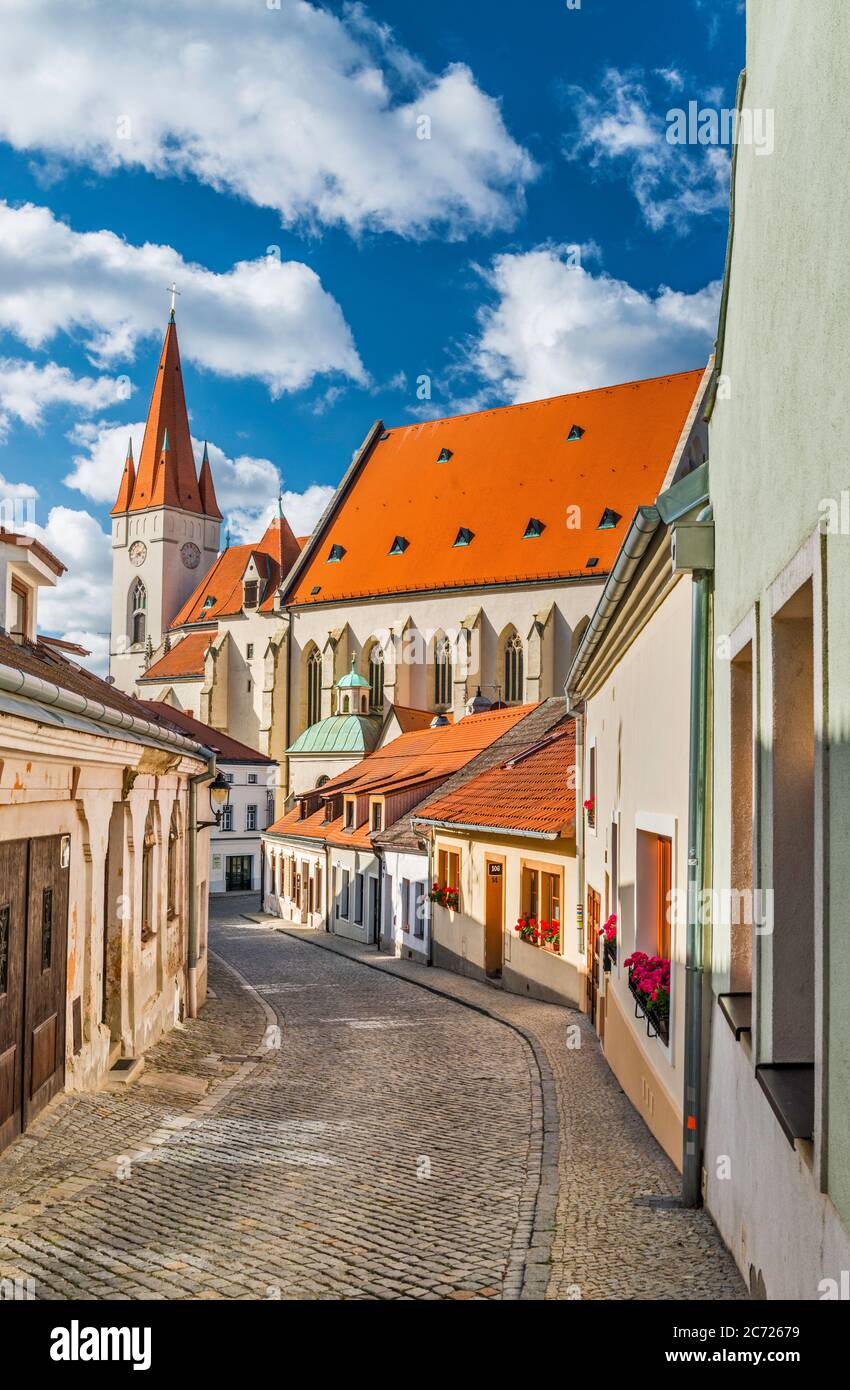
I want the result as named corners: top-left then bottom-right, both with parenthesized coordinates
top-left (198, 441), bottom-right (222, 520)
top-left (112, 314), bottom-right (203, 515)
top-left (110, 438), bottom-right (136, 515)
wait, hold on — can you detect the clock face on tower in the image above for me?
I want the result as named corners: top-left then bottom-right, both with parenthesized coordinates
top-left (181, 542), bottom-right (201, 570)
top-left (129, 541), bottom-right (147, 567)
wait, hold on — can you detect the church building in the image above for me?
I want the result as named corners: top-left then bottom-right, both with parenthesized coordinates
top-left (111, 312), bottom-right (712, 813)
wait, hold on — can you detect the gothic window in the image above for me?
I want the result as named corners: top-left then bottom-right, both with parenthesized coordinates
top-left (307, 648), bottom-right (322, 727)
top-left (505, 632), bottom-right (524, 704)
top-left (131, 579), bottom-right (147, 646)
top-left (434, 636), bottom-right (453, 709)
top-left (369, 645), bottom-right (385, 711)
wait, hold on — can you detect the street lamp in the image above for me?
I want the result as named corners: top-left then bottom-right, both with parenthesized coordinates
top-left (197, 770), bottom-right (230, 829)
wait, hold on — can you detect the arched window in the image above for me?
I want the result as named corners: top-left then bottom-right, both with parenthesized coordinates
top-left (505, 632), bottom-right (524, 704)
top-left (306, 647), bottom-right (322, 727)
top-left (130, 580), bottom-right (147, 647)
top-left (369, 644), bottom-right (385, 711)
top-left (434, 636), bottom-right (453, 709)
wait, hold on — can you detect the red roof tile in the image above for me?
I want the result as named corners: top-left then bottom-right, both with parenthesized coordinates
top-left (286, 370), bottom-right (705, 605)
top-left (139, 631), bottom-right (212, 682)
top-left (416, 723), bottom-right (577, 836)
top-left (140, 701), bottom-right (272, 761)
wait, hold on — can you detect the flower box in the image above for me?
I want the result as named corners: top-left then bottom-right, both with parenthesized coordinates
top-left (598, 913), bottom-right (617, 971)
top-left (515, 915), bottom-right (560, 952)
top-left (624, 951), bottom-right (670, 1046)
top-left (429, 883), bottom-right (459, 911)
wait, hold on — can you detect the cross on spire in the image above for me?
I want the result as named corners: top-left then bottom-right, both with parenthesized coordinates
top-left (166, 281), bottom-right (181, 319)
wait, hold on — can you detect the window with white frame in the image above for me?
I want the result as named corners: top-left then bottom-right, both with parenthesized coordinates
top-left (246, 804), bottom-right (257, 831)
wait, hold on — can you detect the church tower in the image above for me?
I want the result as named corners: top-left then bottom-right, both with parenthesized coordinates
top-left (110, 310), bottom-right (222, 693)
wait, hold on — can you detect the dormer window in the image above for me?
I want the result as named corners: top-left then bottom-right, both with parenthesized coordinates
top-left (243, 579), bottom-right (259, 608)
top-left (453, 527), bottom-right (474, 547)
top-left (437, 448), bottom-right (453, 463)
top-left (327, 544), bottom-right (346, 562)
top-left (567, 424), bottom-right (585, 441)
top-left (389, 536), bottom-right (409, 555)
top-left (597, 508), bottom-right (621, 529)
top-left (371, 801), bottom-right (383, 833)
top-left (523, 518), bottom-right (545, 539)
top-left (344, 799), bottom-right (355, 831)
top-left (202, 595), bottom-right (216, 609)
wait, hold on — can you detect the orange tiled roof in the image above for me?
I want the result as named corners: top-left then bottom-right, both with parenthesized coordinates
top-left (267, 703), bottom-right (537, 848)
top-left (286, 370), bottom-right (705, 605)
top-left (113, 317), bottom-right (208, 516)
top-left (388, 704), bottom-right (446, 734)
top-left (169, 516), bottom-right (299, 629)
top-left (416, 722), bottom-right (577, 836)
top-left (138, 631), bottom-right (212, 682)
top-left (140, 701), bottom-right (273, 762)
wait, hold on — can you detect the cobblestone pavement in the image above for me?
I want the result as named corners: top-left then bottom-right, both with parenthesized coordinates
top-left (0, 896), bottom-right (746, 1300)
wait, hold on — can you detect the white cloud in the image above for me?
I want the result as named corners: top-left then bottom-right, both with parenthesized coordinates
top-left (0, 471), bottom-right (38, 501)
top-left (32, 506), bottom-right (113, 673)
top-left (566, 69), bottom-right (730, 231)
top-left (0, 0), bottom-right (535, 240)
top-left (465, 245), bottom-right (720, 403)
top-left (0, 357), bottom-right (131, 438)
top-left (0, 202), bottom-right (364, 394)
top-left (64, 417), bottom-right (332, 545)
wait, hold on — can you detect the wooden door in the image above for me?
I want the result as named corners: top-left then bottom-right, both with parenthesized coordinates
top-left (23, 836), bottom-right (69, 1130)
top-left (0, 841), bottom-right (28, 1154)
top-left (484, 859), bottom-right (504, 976)
top-left (586, 886), bottom-right (601, 1024)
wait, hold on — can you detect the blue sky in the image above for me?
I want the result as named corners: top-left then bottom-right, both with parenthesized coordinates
top-left (0, 0), bottom-right (743, 665)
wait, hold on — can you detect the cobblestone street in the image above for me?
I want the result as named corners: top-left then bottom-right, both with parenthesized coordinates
top-left (0, 896), bottom-right (745, 1300)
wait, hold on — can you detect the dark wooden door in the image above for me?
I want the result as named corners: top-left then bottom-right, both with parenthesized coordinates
top-left (23, 836), bottom-right (69, 1130)
top-left (0, 840), bottom-right (28, 1153)
top-left (586, 886), bottom-right (601, 1025)
top-left (484, 859), bottom-right (504, 976)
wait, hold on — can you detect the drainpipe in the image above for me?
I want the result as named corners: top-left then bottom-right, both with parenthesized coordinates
top-left (187, 755), bottom-right (216, 1019)
top-left (567, 701), bottom-right (586, 959)
top-left (426, 828), bottom-right (436, 966)
top-left (681, 506), bottom-right (714, 1206)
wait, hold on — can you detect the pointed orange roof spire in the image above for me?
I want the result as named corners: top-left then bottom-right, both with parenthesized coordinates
top-left (111, 437), bottom-right (136, 515)
top-left (126, 316), bottom-right (203, 514)
top-left (198, 441), bottom-right (223, 520)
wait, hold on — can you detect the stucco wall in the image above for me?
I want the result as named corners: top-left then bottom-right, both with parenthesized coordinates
top-left (583, 574), bottom-right (693, 1161)
top-left (707, 0), bottom-right (850, 1263)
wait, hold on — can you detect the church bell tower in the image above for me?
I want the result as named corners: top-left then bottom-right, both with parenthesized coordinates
top-left (109, 308), bottom-right (222, 694)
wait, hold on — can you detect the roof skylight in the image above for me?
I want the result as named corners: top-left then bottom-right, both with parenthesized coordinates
top-left (202, 595), bottom-right (216, 608)
top-left (523, 518), bottom-right (545, 539)
top-left (327, 544), bottom-right (346, 562)
top-left (389, 535), bottom-right (409, 555)
top-left (453, 527), bottom-right (474, 547)
top-left (597, 508), bottom-right (622, 529)
top-left (567, 424), bottom-right (585, 441)
top-left (437, 448), bottom-right (453, 463)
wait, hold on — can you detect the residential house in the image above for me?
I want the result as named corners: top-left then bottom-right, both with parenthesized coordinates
top-left (702, 0), bottom-right (850, 1297)
top-left (141, 702), bottom-right (276, 894)
top-left (261, 702), bottom-right (542, 946)
top-left (412, 706), bottom-right (578, 1005)
top-left (0, 536), bottom-right (215, 1156)
top-left (566, 464), bottom-right (712, 1168)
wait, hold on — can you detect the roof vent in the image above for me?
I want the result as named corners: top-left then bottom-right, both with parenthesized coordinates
top-left (598, 508), bottom-right (621, 529)
top-left (202, 595), bottom-right (216, 609)
top-left (453, 527), bottom-right (474, 547)
top-left (437, 448), bottom-right (453, 463)
top-left (586, 557), bottom-right (599, 568)
top-left (389, 535), bottom-right (409, 555)
top-left (380, 430), bottom-right (391, 441)
top-left (430, 713), bottom-right (450, 728)
top-left (523, 517), bottom-right (545, 539)
top-left (567, 424), bottom-right (585, 441)
top-left (327, 543), bottom-right (346, 562)
top-left (310, 585), bottom-right (321, 596)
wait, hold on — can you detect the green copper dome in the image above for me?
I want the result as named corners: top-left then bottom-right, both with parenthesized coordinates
top-left (287, 713), bottom-right (380, 756)
top-left (337, 656), bottom-right (370, 690)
